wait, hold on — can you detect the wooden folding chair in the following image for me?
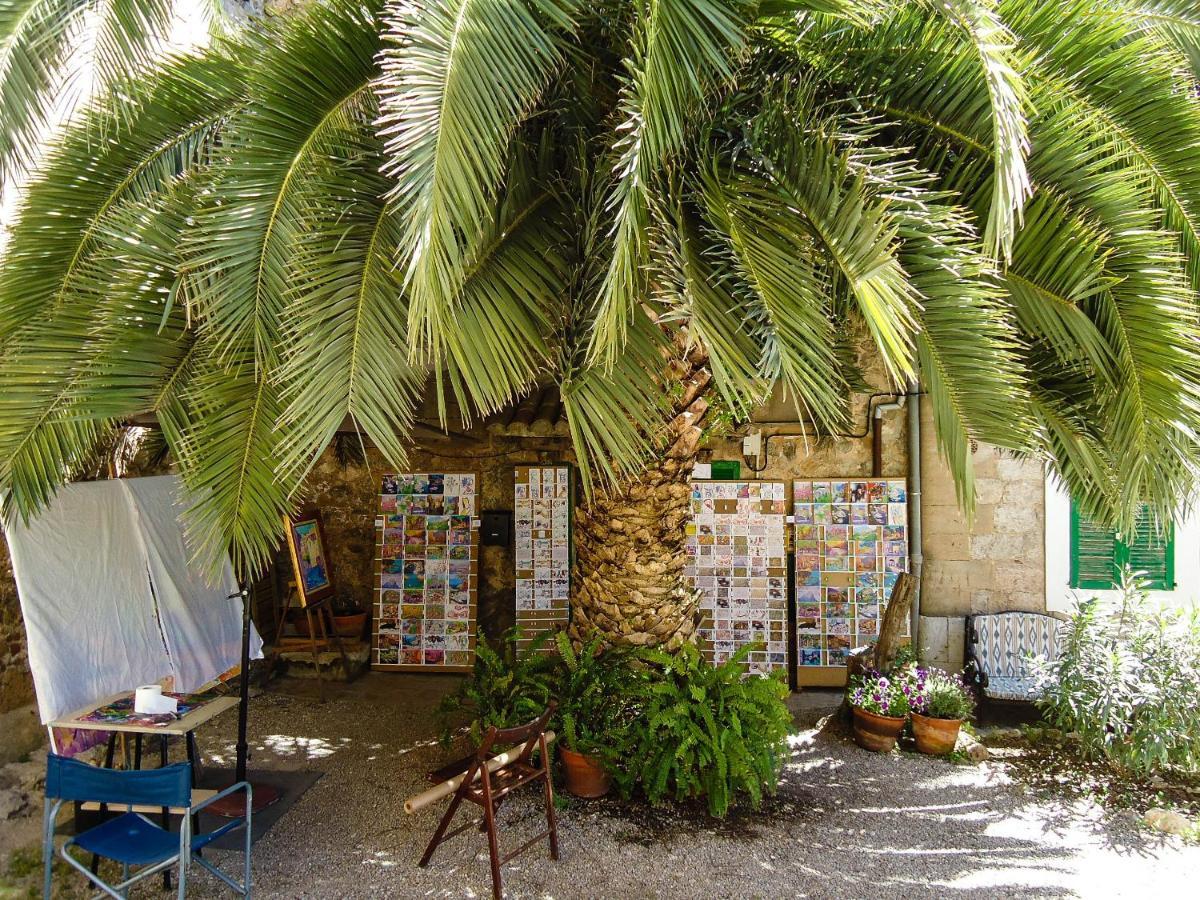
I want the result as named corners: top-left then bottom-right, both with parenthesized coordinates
top-left (419, 704), bottom-right (558, 900)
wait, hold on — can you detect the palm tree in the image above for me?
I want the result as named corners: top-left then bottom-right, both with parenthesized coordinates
top-left (1, 0), bottom-right (1199, 649)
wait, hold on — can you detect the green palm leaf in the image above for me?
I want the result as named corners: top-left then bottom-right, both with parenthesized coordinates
top-left (0, 48), bottom-right (245, 345)
top-left (187, 0), bottom-right (383, 369)
top-left (377, 0), bottom-right (577, 361)
top-left (590, 0), bottom-right (754, 364)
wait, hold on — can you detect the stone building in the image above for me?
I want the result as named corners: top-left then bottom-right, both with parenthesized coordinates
top-left (2, 372), bottom-right (1188, 731)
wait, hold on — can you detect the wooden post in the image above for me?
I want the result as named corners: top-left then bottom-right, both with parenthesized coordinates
top-left (875, 573), bottom-right (917, 674)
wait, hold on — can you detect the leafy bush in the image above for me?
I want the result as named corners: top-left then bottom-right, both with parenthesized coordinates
top-left (912, 668), bottom-right (974, 721)
top-left (551, 631), bottom-right (640, 761)
top-left (1037, 572), bottom-right (1200, 774)
top-left (611, 643), bottom-right (792, 818)
top-left (848, 669), bottom-right (913, 718)
top-left (436, 628), bottom-right (557, 746)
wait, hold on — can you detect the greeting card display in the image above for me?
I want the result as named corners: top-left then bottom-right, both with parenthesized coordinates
top-left (685, 480), bottom-right (789, 675)
top-left (794, 478), bottom-right (909, 685)
top-left (514, 466), bottom-right (572, 654)
top-left (373, 473), bottom-right (479, 671)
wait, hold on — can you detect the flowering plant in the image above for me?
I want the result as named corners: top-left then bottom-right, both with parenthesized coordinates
top-left (911, 668), bottom-right (974, 721)
top-left (847, 668), bottom-right (915, 718)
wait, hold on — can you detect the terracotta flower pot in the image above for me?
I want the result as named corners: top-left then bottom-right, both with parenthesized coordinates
top-left (912, 713), bottom-right (962, 755)
top-left (560, 747), bottom-right (611, 798)
top-left (331, 612), bottom-right (367, 639)
top-left (852, 707), bottom-right (906, 753)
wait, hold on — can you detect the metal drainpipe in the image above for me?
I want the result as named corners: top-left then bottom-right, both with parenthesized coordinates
top-left (906, 379), bottom-right (923, 651)
top-left (871, 398), bottom-right (906, 477)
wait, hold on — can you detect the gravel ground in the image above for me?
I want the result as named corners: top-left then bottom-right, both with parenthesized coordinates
top-left (13, 674), bottom-right (1199, 899)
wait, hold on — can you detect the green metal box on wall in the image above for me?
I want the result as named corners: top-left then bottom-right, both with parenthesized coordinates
top-left (708, 460), bottom-right (741, 480)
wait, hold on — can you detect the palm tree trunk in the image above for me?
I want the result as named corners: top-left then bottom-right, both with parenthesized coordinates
top-left (570, 346), bottom-right (711, 650)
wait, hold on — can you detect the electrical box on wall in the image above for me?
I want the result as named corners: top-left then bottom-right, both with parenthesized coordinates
top-left (710, 459), bottom-right (742, 480)
top-left (481, 510), bottom-right (512, 547)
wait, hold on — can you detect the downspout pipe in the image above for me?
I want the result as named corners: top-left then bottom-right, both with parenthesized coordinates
top-left (906, 379), bottom-right (923, 651)
top-left (871, 398), bottom-right (906, 477)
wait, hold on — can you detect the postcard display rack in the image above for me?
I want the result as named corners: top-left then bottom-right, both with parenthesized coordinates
top-left (373, 473), bottom-right (480, 672)
top-left (685, 480), bottom-right (790, 676)
top-left (514, 465), bottom-right (573, 654)
top-left (794, 478), bottom-right (910, 687)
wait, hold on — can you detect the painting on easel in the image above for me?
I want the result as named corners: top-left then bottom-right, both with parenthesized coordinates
top-left (285, 512), bottom-right (335, 607)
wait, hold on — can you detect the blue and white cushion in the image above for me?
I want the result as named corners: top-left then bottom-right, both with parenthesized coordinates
top-left (971, 612), bottom-right (1063, 700)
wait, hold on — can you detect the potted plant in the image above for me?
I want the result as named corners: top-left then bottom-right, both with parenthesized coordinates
top-left (551, 632), bottom-right (636, 798)
top-left (848, 670), bottom-right (913, 752)
top-left (330, 588), bottom-right (368, 639)
top-left (911, 668), bottom-right (974, 755)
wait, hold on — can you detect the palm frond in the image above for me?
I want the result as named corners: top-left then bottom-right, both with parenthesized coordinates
top-left (0, 0), bottom-right (84, 188)
top-left (187, 0), bottom-right (382, 369)
top-left (590, 0), bottom-right (754, 364)
top-left (0, 181), bottom-right (195, 519)
top-left (744, 101), bottom-right (919, 384)
top-left (651, 198), bottom-right (764, 419)
top-left (0, 48), bottom-right (246, 346)
top-left (699, 160), bottom-right (850, 432)
top-left (1009, 0), bottom-right (1200, 296)
top-left (926, 0), bottom-right (1030, 258)
top-left (377, 0), bottom-right (577, 362)
top-left (275, 112), bottom-right (423, 478)
top-left (1123, 0), bottom-right (1200, 77)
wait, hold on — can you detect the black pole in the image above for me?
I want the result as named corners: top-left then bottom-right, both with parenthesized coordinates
top-left (234, 585), bottom-right (252, 784)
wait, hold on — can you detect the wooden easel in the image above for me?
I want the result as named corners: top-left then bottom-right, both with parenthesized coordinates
top-left (272, 585), bottom-right (352, 697)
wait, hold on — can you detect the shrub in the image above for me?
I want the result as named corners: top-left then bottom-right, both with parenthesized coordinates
top-left (912, 668), bottom-right (974, 721)
top-left (436, 627), bottom-right (557, 746)
top-left (551, 631), bottom-right (639, 763)
top-left (848, 669), bottom-right (914, 718)
top-left (612, 643), bottom-right (793, 818)
top-left (1036, 572), bottom-right (1200, 774)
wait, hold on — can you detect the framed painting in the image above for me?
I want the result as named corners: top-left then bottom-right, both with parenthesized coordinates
top-left (285, 511), bottom-right (335, 607)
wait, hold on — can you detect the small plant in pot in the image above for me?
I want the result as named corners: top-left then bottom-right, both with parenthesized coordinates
top-left (848, 670), bottom-right (912, 752)
top-left (551, 631), bottom-right (636, 799)
top-left (330, 587), bottom-right (368, 639)
top-left (911, 668), bottom-right (974, 755)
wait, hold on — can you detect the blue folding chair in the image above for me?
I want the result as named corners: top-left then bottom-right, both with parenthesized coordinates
top-left (42, 754), bottom-right (252, 899)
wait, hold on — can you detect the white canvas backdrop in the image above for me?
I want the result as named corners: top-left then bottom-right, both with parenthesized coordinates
top-left (6, 475), bottom-right (262, 723)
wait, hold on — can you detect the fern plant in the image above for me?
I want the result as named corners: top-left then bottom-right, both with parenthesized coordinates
top-left (435, 627), bottom-right (557, 747)
top-left (612, 643), bottom-right (792, 818)
top-left (552, 631), bottom-right (639, 762)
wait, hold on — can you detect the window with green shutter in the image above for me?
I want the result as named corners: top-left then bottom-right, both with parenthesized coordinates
top-left (1069, 503), bottom-right (1175, 590)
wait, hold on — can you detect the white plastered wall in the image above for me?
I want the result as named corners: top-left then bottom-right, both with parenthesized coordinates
top-left (1044, 476), bottom-right (1200, 614)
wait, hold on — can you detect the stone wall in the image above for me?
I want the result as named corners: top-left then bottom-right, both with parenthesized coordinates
top-left (297, 434), bottom-right (575, 640)
top-left (0, 540), bottom-right (34, 713)
top-left (0, 386), bottom-right (1050, 711)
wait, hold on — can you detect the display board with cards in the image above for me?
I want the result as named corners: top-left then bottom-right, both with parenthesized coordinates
top-left (685, 480), bottom-right (789, 675)
top-left (513, 465), bottom-right (573, 655)
top-left (793, 478), bottom-right (909, 686)
top-left (373, 473), bottom-right (479, 672)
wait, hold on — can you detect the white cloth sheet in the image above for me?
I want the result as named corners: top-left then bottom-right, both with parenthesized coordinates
top-left (122, 476), bottom-right (262, 695)
top-left (6, 475), bottom-right (262, 723)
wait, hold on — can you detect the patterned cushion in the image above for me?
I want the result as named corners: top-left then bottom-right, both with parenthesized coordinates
top-left (983, 675), bottom-right (1044, 701)
top-left (972, 612), bottom-right (1063, 682)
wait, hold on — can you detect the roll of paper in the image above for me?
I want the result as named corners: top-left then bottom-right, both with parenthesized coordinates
top-left (134, 684), bottom-right (178, 715)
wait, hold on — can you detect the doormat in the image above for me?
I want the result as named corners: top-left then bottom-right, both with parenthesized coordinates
top-left (196, 767), bottom-right (322, 848)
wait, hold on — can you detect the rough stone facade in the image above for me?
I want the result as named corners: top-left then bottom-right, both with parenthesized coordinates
top-left (0, 385), bottom-right (1049, 711)
top-left (0, 540), bottom-right (34, 713)
top-left (298, 434), bottom-right (575, 641)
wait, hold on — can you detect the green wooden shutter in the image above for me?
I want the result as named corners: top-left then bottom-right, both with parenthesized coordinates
top-left (1124, 507), bottom-right (1174, 590)
top-left (1069, 502), bottom-right (1175, 591)
top-left (1070, 505), bottom-right (1120, 589)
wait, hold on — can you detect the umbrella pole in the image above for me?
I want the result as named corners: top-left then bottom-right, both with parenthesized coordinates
top-left (208, 585), bottom-right (280, 816)
top-left (236, 585), bottom-right (252, 784)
